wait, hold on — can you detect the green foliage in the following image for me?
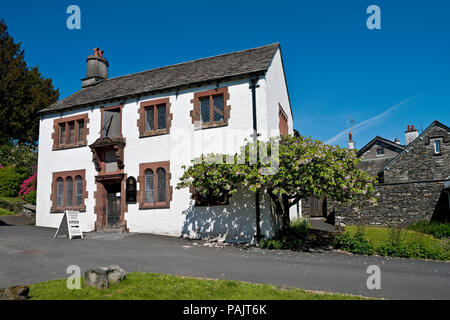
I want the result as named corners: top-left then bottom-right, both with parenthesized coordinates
top-left (334, 228), bottom-right (375, 255)
top-left (0, 166), bottom-right (28, 198)
top-left (0, 19), bottom-right (59, 144)
top-left (0, 196), bottom-right (26, 213)
top-left (260, 218), bottom-right (310, 250)
top-left (407, 221), bottom-right (450, 239)
top-left (177, 135), bottom-right (375, 231)
top-left (0, 207), bottom-right (15, 215)
top-left (340, 225), bottom-right (450, 261)
top-left (0, 142), bottom-right (38, 175)
top-left (23, 190), bottom-right (36, 205)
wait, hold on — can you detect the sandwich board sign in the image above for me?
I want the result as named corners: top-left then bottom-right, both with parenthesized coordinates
top-left (54, 210), bottom-right (84, 239)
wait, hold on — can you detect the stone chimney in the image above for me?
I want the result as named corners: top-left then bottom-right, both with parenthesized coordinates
top-left (348, 131), bottom-right (355, 150)
top-left (81, 48), bottom-right (109, 88)
top-left (405, 124), bottom-right (418, 145)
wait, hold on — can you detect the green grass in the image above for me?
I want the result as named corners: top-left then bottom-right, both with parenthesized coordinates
top-left (345, 226), bottom-right (446, 252)
top-left (0, 207), bottom-right (15, 215)
top-left (28, 272), bottom-right (368, 300)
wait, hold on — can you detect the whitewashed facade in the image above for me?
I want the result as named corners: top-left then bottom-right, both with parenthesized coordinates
top-left (36, 44), bottom-right (295, 242)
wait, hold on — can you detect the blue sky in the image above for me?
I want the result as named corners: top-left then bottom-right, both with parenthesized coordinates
top-left (2, 0), bottom-right (449, 148)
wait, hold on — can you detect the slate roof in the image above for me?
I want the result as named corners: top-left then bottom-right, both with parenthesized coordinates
top-left (40, 43), bottom-right (281, 114)
top-left (379, 120), bottom-right (450, 173)
top-left (357, 136), bottom-right (405, 157)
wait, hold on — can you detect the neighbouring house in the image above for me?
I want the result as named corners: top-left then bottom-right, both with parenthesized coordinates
top-left (335, 121), bottom-right (450, 226)
top-left (301, 132), bottom-right (405, 218)
top-left (36, 44), bottom-right (295, 242)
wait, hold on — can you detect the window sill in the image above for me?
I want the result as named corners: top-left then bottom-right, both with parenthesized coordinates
top-left (139, 202), bottom-right (170, 210)
top-left (139, 129), bottom-right (170, 138)
top-left (51, 206), bottom-right (86, 213)
top-left (433, 153), bottom-right (442, 156)
top-left (53, 143), bottom-right (87, 151)
top-left (196, 121), bottom-right (228, 130)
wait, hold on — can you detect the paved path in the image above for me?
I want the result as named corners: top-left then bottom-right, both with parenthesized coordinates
top-left (0, 225), bottom-right (449, 299)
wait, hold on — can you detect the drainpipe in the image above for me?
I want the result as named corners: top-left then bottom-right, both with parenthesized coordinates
top-left (249, 75), bottom-right (262, 243)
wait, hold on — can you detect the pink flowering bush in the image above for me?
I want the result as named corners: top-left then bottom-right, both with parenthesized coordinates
top-left (18, 170), bottom-right (37, 204)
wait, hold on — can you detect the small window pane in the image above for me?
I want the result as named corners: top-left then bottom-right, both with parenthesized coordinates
top-left (56, 178), bottom-right (64, 207)
top-left (145, 107), bottom-right (154, 131)
top-left (77, 120), bottom-right (84, 142)
top-left (200, 97), bottom-right (210, 123)
top-left (157, 104), bottom-right (166, 129)
top-left (66, 177), bottom-right (73, 206)
top-left (434, 140), bottom-right (440, 154)
top-left (59, 123), bottom-right (66, 145)
top-left (157, 168), bottom-right (166, 202)
top-left (145, 169), bottom-right (154, 203)
top-left (213, 95), bottom-right (224, 122)
top-left (75, 176), bottom-right (83, 206)
top-left (68, 121), bottom-right (75, 144)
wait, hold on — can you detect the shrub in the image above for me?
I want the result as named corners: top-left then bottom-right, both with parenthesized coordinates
top-left (335, 229), bottom-right (374, 255)
top-left (260, 218), bottom-right (310, 250)
top-left (407, 221), bottom-right (450, 239)
top-left (23, 190), bottom-right (36, 205)
top-left (0, 197), bottom-right (26, 213)
top-left (0, 166), bottom-right (29, 198)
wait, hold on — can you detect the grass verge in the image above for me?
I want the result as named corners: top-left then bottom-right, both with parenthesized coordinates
top-left (0, 207), bottom-right (15, 215)
top-left (28, 272), bottom-right (368, 300)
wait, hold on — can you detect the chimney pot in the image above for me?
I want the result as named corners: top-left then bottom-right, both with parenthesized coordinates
top-left (81, 48), bottom-right (109, 88)
top-left (405, 124), bottom-right (418, 145)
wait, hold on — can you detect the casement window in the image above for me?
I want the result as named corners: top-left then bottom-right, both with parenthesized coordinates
top-left (190, 87), bottom-right (230, 129)
top-left (102, 106), bottom-right (122, 138)
top-left (279, 104), bottom-right (288, 136)
top-left (190, 186), bottom-right (230, 207)
top-left (51, 170), bottom-right (87, 212)
top-left (138, 98), bottom-right (172, 137)
top-left (53, 114), bottom-right (89, 150)
top-left (433, 139), bottom-right (442, 155)
top-left (138, 161), bottom-right (172, 209)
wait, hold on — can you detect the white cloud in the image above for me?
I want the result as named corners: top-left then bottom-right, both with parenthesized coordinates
top-left (326, 96), bottom-right (417, 145)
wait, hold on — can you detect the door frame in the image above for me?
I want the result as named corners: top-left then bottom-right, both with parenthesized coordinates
top-left (94, 173), bottom-right (128, 232)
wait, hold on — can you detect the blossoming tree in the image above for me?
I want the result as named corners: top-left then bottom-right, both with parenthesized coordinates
top-left (177, 135), bottom-right (375, 231)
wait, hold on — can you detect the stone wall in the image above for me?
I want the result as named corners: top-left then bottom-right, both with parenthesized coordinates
top-left (335, 180), bottom-right (447, 227)
top-left (335, 122), bottom-right (450, 227)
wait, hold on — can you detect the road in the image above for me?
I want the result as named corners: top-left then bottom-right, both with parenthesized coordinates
top-left (0, 224), bottom-right (449, 299)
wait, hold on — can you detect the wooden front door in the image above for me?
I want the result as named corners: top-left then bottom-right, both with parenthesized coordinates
top-left (106, 184), bottom-right (121, 229)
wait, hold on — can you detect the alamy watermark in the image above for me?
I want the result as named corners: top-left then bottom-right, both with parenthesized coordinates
top-left (66, 5), bottom-right (81, 30)
top-left (66, 265), bottom-right (81, 290)
top-left (366, 5), bottom-right (381, 30)
top-left (366, 265), bottom-right (381, 290)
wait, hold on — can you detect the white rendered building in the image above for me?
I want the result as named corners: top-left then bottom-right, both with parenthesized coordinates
top-left (36, 44), bottom-right (295, 242)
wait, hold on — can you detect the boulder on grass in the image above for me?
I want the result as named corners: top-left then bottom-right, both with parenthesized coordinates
top-left (0, 285), bottom-right (30, 300)
top-left (84, 265), bottom-right (127, 289)
top-left (84, 268), bottom-right (109, 289)
top-left (106, 265), bottom-right (126, 284)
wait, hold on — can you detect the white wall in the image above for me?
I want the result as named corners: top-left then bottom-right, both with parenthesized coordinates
top-left (264, 48), bottom-right (294, 137)
top-left (37, 70), bottom-right (292, 242)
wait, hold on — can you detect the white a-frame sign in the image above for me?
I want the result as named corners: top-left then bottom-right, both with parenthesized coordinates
top-left (54, 210), bottom-right (84, 239)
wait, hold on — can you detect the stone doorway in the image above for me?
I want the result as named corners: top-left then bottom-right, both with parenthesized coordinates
top-left (94, 174), bottom-right (128, 232)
